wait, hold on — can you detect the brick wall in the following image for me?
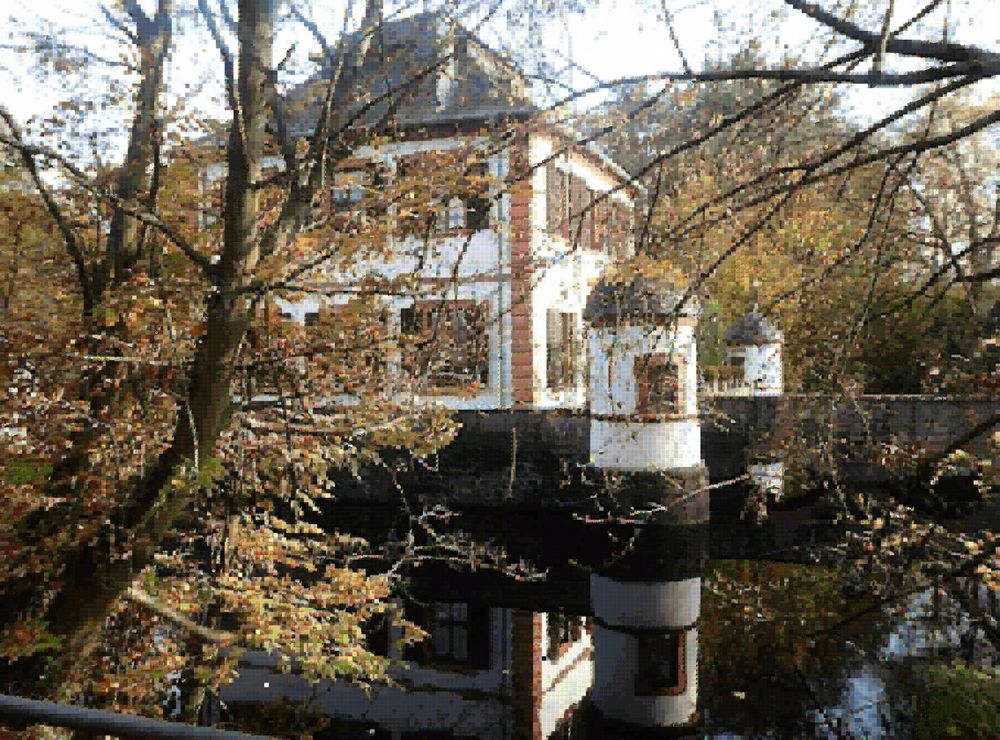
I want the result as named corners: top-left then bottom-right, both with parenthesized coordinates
top-left (509, 138), bottom-right (534, 408)
top-left (511, 610), bottom-right (542, 740)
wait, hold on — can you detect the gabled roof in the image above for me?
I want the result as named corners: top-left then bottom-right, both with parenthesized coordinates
top-left (285, 11), bottom-right (535, 136)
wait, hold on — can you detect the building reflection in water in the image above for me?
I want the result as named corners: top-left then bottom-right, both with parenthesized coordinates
top-left (221, 518), bottom-right (708, 739)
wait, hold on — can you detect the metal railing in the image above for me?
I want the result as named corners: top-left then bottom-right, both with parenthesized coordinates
top-left (0, 694), bottom-right (271, 739)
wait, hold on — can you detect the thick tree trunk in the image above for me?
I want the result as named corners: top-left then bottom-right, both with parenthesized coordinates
top-left (0, 0), bottom-right (273, 697)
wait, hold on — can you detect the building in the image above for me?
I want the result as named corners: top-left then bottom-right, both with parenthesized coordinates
top-left (274, 10), bottom-right (639, 413)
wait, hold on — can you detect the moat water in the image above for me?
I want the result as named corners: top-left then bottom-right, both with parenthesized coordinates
top-left (210, 503), bottom-right (996, 738)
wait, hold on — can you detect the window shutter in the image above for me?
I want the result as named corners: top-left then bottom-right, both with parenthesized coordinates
top-left (546, 309), bottom-right (563, 389)
top-left (594, 199), bottom-right (608, 253)
top-left (582, 192), bottom-right (594, 252)
top-left (567, 175), bottom-right (581, 245)
top-left (546, 162), bottom-right (561, 235)
top-left (468, 606), bottom-right (492, 670)
top-left (563, 314), bottom-right (578, 384)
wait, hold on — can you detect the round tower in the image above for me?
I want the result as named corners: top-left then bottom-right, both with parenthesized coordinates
top-left (583, 276), bottom-right (704, 482)
top-left (724, 307), bottom-right (783, 396)
top-left (581, 275), bottom-right (707, 731)
top-left (589, 520), bottom-right (706, 731)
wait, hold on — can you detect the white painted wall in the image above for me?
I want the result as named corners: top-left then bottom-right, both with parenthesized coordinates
top-left (590, 575), bottom-right (700, 729)
top-left (222, 667), bottom-right (514, 739)
top-left (540, 650), bottom-right (593, 738)
top-left (267, 130), bottom-right (643, 414)
top-left (590, 419), bottom-right (702, 470)
top-left (272, 136), bottom-right (514, 411)
top-left (528, 133), bottom-right (632, 409)
top-left (590, 576), bottom-right (700, 629)
top-left (530, 251), bottom-right (604, 409)
top-left (589, 324), bottom-right (697, 417)
top-left (727, 341), bottom-right (783, 396)
top-left (221, 606), bottom-right (517, 739)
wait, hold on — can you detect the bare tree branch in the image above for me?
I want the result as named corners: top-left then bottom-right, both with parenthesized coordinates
top-left (198, 0), bottom-right (240, 116)
top-left (121, 0), bottom-right (154, 40)
top-left (0, 107), bottom-right (94, 313)
top-left (784, 0), bottom-right (1000, 64)
top-left (0, 132), bottom-right (215, 278)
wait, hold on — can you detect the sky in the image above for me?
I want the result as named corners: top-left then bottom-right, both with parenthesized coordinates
top-left (1, 0), bottom-right (998, 159)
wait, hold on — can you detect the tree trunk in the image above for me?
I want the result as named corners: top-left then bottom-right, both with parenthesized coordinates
top-left (0, 0), bottom-right (273, 697)
top-left (106, 0), bottom-right (173, 290)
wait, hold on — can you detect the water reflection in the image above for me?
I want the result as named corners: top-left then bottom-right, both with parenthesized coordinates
top-left (220, 516), bottom-right (707, 738)
top-left (217, 507), bottom-right (993, 738)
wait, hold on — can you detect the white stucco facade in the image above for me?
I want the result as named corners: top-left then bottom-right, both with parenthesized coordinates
top-left (590, 575), bottom-right (700, 729)
top-left (268, 129), bottom-right (638, 413)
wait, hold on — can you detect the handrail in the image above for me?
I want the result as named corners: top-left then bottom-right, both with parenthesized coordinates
top-left (0, 694), bottom-right (272, 739)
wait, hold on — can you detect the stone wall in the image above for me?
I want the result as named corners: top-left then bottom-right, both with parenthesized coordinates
top-left (703, 395), bottom-right (1000, 484)
top-left (326, 397), bottom-right (1000, 506)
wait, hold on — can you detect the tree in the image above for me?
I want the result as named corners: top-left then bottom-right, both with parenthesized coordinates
top-left (2, 0), bottom-right (999, 731)
top-left (0, 0), bottom-right (464, 706)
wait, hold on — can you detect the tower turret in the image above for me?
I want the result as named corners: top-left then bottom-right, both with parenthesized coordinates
top-left (723, 307), bottom-right (783, 396)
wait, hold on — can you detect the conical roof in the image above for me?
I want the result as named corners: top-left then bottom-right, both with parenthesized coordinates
top-left (724, 307), bottom-right (781, 345)
top-left (583, 275), bottom-right (697, 326)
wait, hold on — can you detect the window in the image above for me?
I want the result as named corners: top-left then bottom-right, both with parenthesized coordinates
top-left (635, 631), bottom-right (686, 696)
top-left (546, 310), bottom-right (579, 391)
top-left (401, 301), bottom-right (490, 389)
top-left (404, 602), bottom-right (491, 670)
top-left (546, 161), bottom-right (567, 237)
top-left (397, 155), bottom-right (491, 237)
top-left (303, 310), bottom-right (319, 327)
top-left (568, 174), bottom-right (591, 250)
top-left (723, 354), bottom-right (745, 381)
top-left (634, 354), bottom-right (680, 415)
top-left (464, 162), bottom-right (491, 231)
top-left (546, 613), bottom-right (584, 661)
top-left (321, 301), bottom-right (391, 391)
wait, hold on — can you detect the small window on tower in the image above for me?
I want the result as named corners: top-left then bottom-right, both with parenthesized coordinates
top-left (635, 631), bottom-right (686, 696)
top-left (634, 354), bottom-right (679, 416)
top-left (724, 354), bottom-right (746, 381)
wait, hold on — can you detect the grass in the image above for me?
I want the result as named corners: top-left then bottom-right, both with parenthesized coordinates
top-left (915, 662), bottom-right (1000, 739)
top-left (1, 456), bottom-right (53, 485)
